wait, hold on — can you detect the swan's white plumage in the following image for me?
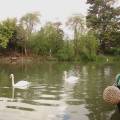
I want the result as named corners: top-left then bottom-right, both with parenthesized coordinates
top-left (64, 71), bottom-right (78, 84)
top-left (10, 74), bottom-right (30, 89)
top-left (13, 81), bottom-right (29, 87)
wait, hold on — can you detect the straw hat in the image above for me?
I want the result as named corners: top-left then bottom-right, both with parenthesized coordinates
top-left (103, 86), bottom-right (120, 104)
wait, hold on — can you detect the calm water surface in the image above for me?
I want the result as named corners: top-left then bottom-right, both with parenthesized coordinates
top-left (0, 61), bottom-right (120, 120)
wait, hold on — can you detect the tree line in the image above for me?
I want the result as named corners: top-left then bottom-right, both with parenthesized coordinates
top-left (0, 0), bottom-right (119, 61)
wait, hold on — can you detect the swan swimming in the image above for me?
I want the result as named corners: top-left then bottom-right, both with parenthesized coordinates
top-left (64, 71), bottom-right (78, 84)
top-left (10, 74), bottom-right (30, 89)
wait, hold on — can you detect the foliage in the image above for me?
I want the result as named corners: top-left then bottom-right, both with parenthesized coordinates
top-left (96, 55), bottom-right (107, 62)
top-left (42, 22), bottom-right (64, 54)
top-left (0, 10), bottom-right (119, 61)
top-left (86, 0), bottom-right (120, 53)
top-left (20, 12), bottom-right (40, 35)
top-left (29, 22), bottom-right (64, 56)
top-left (66, 14), bottom-right (86, 34)
top-left (107, 47), bottom-right (120, 55)
top-left (20, 12), bottom-right (40, 55)
top-left (0, 18), bottom-right (16, 48)
top-left (8, 25), bottom-right (26, 52)
top-left (66, 14), bottom-right (86, 56)
top-left (56, 40), bottom-right (74, 61)
top-left (0, 34), bottom-right (8, 48)
top-left (29, 31), bottom-right (49, 55)
top-left (78, 31), bottom-right (98, 61)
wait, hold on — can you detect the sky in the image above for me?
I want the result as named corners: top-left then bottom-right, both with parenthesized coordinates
top-left (0, 0), bottom-right (88, 24)
top-left (0, 0), bottom-right (119, 37)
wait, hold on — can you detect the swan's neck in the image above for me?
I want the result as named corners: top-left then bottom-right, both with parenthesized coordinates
top-left (11, 76), bottom-right (15, 86)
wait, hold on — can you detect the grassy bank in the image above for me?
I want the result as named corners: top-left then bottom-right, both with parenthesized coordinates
top-left (0, 53), bottom-right (120, 64)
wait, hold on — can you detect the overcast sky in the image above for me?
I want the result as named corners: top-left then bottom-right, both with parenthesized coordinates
top-left (0, 0), bottom-right (120, 23)
top-left (0, 0), bottom-right (119, 37)
top-left (0, 0), bottom-right (88, 24)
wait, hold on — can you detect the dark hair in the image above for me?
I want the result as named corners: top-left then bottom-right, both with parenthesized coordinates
top-left (116, 74), bottom-right (120, 86)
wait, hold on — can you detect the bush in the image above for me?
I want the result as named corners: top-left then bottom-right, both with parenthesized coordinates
top-left (79, 31), bottom-right (98, 61)
top-left (56, 41), bottom-right (74, 61)
top-left (108, 47), bottom-right (120, 56)
top-left (96, 55), bottom-right (107, 62)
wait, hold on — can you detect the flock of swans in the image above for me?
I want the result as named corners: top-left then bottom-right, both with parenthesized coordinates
top-left (7, 71), bottom-right (79, 119)
top-left (9, 71), bottom-right (79, 89)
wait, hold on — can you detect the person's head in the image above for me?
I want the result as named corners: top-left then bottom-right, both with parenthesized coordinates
top-left (116, 74), bottom-right (120, 83)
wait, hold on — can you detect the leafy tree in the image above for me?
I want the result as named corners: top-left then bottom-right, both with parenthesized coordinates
top-left (56, 40), bottom-right (74, 61)
top-left (0, 18), bottom-right (17, 48)
top-left (43, 22), bottom-right (64, 55)
top-left (86, 0), bottom-right (120, 53)
top-left (29, 29), bottom-right (48, 55)
top-left (79, 31), bottom-right (98, 61)
top-left (66, 14), bottom-right (86, 56)
top-left (8, 25), bottom-right (26, 53)
top-left (30, 22), bottom-right (64, 56)
top-left (20, 12), bottom-right (40, 55)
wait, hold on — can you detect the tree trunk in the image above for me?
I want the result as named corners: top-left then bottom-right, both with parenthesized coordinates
top-left (100, 39), bottom-right (106, 54)
top-left (74, 27), bottom-right (79, 57)
top-left (24, 47), bottom-right (27, 56)
top-left (24, 41), bottom-right (27, 56)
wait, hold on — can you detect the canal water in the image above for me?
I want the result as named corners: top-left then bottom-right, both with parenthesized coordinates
top-left (0, 61), bottom-right (120, 120)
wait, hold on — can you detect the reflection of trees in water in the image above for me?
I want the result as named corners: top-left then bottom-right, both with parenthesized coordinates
top-left (0, 88), bottom-right (12, 98)
top-left (67, 63), bottom-right (120, 120)
top-left (1, 62), bottom-right (120, 119)
top-left (110, 109), bottom-right (120, 120)
top-left (0, 62), bottom-right (75, 109)
top-left (80, 63), bottom-right (118, 120)
top-left (0, 70), bottom-right (10, 87)
top-left (0, 62), bottom-right (73, 84)
top-left (0, 62), bottom-right (72, 83)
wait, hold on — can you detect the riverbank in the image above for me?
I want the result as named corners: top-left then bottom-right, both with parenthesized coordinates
top-left (0, 55), bottom-right (58, 64)
top-left (0, 53), bottom-right (120, 64)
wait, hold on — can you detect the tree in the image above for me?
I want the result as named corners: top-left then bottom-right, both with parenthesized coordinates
top-left (44, 22), bottom-right (64, 55)
top-left (56, 40), bottom-right (74, 61)
top-left (8, 24), bottom-right (26, 53)
top-left (79, 31), bottom-right (98, 61)
top-left (86, 0), bottom-right (120, 53)
top-left (20, 12), bottom-right (40, 55)
top-left (0, 18), bottom-right (17, 48)
top-left (30, 22), bottom-right (64, 56)
top-left (66, 14), bottom-right (86, 56)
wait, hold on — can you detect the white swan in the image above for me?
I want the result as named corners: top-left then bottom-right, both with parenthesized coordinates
top-left (64, 71), bottom-right (78, 84)
top-left (10, 74), bottom-right (30, 89)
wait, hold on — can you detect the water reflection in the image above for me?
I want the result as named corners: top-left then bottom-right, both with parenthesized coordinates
top-left (110, 109), bottom-right (120, 120)
top-left (0, 62), bottom-right (119, 120)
